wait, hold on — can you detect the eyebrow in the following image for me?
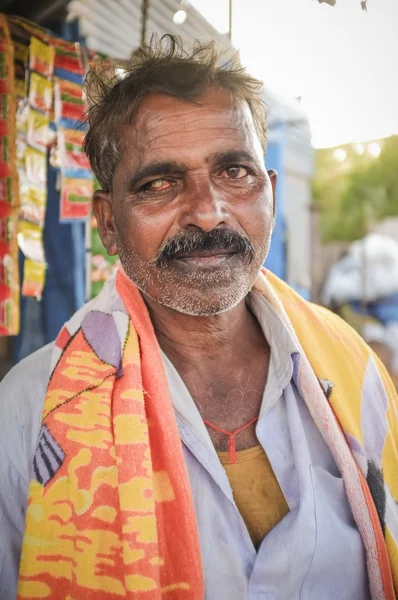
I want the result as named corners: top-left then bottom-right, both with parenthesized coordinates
top-left (209, 150), bottom-right (262, 168)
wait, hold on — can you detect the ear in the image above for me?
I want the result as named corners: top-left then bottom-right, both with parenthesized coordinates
top-left (267, 169), bottom-right (277, 219)
top-left (93, 190), bottom-right (118, 256)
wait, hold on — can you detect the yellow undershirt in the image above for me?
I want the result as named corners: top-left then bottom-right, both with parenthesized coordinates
top-left (217, 445), bottom-right (290, 548)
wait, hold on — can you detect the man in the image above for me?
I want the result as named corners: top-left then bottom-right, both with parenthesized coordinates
top-left (0, 37), bottom-right (397, 600)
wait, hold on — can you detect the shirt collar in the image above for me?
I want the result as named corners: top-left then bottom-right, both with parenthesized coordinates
top-left (246, 290), bottom-right (300, 418)
top-left (162, 290), bottom-right (300, 426)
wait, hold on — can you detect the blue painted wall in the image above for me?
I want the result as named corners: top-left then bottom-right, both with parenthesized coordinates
top-left (264, 124), bottom-right (286, 281)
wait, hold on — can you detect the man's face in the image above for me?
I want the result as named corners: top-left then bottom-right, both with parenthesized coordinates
top-left (94, 88), bottom-right (276, 316)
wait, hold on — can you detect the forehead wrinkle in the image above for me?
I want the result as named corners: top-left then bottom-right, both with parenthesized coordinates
top-left (141, 103), bottom-right (229, 127)
top-left (142, 112), bottom-right (242, 141)
top-left (135, 131), bottom-right (253, 164)
top-left (143, 125), bottom-right (245, 148)
top-left (134, 92), bottom-right (238, 123)
top-left (135, 112), bottom-right (252, 149)
top-left (134, 97), bottom-right (250, 137)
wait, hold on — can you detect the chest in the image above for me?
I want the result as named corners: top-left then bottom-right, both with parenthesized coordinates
top-left (175, 350), bottom-right (270, 452)
top-left (177, 384), bottom-right (369, 600)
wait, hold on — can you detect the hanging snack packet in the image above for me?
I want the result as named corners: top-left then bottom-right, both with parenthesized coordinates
top-left (53, 42), bottom-right (84, 85)
top-left (60, 175), bottom-right (93, 221)
top-left (0, 209), bottom-right (20, 333)
top-left (0, 248), bottom-right (19, 334)
top-left (17, 220), bottom-right (45, 263)
top-left (20, 185), bottom-right (46, 226)
top-left (27, 108), bottom-right (51, 150)
top-left (29, 37), bottom-right (54, 78)
top-left (54, 79), bottom-right (85, 129)
top-left (58, 128), bottom-right (90, 170)
top-left (25, 145), bottom-right (46, 186)
top-left (21, 258), bottom-right (45, 299)
top-left (20, 144), bottom-right (47, 240)
top-left (16, 100), bottom-right (28, 137)
top-left (28, 71), bottom-right (53, 112)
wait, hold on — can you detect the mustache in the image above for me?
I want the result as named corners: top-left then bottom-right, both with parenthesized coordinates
top-left (155, 228), bottom-right (255, 268)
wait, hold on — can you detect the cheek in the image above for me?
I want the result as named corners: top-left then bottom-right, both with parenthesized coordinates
top-left (236, 192), bottom-right (274, 243)
top-left (115, 203), bottom-right (176, 261)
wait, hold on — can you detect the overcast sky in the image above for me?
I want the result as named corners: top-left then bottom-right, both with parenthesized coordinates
top-left (190, 0), bottom-right (398, 148)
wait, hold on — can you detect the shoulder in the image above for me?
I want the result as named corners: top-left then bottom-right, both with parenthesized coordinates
top-left (0, 343), bottom-right (53, 482)
top-left (308, 301), bottom-right (368, 341)
top-left (262, 270), bottom-right (372, 357)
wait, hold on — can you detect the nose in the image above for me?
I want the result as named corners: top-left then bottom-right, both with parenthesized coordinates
top-left (178, 178), bottom-right (229, 232)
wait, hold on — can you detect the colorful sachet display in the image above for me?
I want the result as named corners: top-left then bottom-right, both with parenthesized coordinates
top-left (54, 73), bottom-right (93, 221)
top-left (0, 14), bottom-right (19, 334)
top-left (7, 17), bottom-right (92, 301)
top-left (16, 34), bottom-right (54, 299)
top-left (0, 15), bottom-right (109, 331)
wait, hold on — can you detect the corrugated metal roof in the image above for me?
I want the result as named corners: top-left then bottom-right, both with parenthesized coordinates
top-left (67, 0), bottom-right (141, 57)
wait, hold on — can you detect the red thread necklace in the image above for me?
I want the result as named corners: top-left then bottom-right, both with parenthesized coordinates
top-left (203, 417), bottom-right (258, 464)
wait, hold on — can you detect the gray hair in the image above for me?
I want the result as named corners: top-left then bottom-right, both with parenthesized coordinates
top-left (84, 35), bottom-right (267, 191)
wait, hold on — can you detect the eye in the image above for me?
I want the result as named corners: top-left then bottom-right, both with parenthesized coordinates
top-left (218, 165), bottom-right (250, 179)
top-left (142, 178), bottom-right (174, 192)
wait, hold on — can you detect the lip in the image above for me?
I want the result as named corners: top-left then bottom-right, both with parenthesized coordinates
top-left (174, 249), bottom-right (238, 259)
top-left (173, 251), bottom-right (239, 267)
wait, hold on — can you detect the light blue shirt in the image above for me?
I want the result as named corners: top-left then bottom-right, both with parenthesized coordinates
top-left (0, 291), bottom-right (370, 599)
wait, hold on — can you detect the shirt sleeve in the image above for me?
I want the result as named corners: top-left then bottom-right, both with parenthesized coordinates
top-left (0, 440), bottom-right (29, 600)
top-left (0, 343), bottom-right (53, 600)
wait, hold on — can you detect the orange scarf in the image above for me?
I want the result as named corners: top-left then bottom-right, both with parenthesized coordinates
top-left (18, 269), bottom-right (203, 599)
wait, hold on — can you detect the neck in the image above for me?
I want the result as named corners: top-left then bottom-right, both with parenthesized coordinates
top-left (143, 293), bottom-right (263, 362)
